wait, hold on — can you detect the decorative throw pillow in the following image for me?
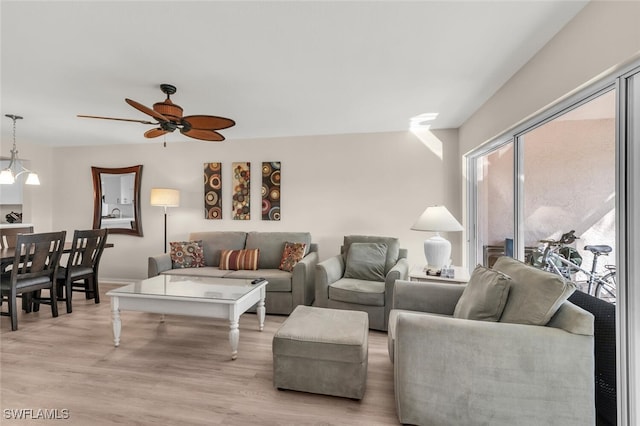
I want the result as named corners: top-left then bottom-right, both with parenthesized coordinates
top-left (453, 265), bottom-right (512, 321)
top-left (169, 240), bottom-right (205, 269)
top-left (493, 256), bottom-right (576, 325)
top-left (343, 242), bottom-right (387, 282)
top-left (279, 242), bottom-right (307, 272)
top-left (219, 249), bottom-right (259, 271)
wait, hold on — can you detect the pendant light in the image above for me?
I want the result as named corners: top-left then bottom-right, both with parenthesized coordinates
top-left (0, 114), bottom-right (40, 185)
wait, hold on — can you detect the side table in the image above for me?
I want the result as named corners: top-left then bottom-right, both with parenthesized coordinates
top-left (408, 265), bottom-right (470, 284)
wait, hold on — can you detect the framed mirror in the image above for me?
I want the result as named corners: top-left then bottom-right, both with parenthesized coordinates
top-left (91, 165), bottom-right (143, 236)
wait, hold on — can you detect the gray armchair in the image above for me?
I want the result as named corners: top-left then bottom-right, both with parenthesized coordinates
top-left (388, 279), bottom-right (596, 426)
top-left (315, 235), bottom-right (409, 331)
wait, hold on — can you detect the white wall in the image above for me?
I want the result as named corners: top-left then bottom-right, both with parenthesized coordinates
top-left (459, 0), bottom-right (640, 155)
top-left (50, 130), bottom-right (461, 281)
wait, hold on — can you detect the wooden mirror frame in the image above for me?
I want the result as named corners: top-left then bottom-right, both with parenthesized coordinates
top-left (91, 165), bottom-right (143, 236)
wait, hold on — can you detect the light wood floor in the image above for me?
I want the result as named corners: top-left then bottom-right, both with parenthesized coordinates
top-left (1, 284), bottom-right (399, 425)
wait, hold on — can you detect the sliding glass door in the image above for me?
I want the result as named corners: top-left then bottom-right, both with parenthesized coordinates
top-left (519, 90), bottom-right (616, 290)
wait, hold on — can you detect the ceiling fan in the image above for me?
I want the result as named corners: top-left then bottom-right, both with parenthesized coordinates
top-left (78, 84), bottom-right (235, 142)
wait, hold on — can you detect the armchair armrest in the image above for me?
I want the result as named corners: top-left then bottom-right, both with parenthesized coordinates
top-left (392, 279), bottom-right (465, 315)
top-left (314, 254), bottom-right (345, 308)
top-left (148, 254), bottom-right (172, 278)
top-left (291, 249), bottom-right (319, 307)
top-left (394, 311), bottom-right (595, 425)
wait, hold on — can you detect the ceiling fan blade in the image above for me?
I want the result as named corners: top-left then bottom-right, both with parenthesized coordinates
top-left (181, 128), bottom-right (225, 141)
top-left (144, 128), bottom-right (169, 139)
top-left (183, 115), bottom-right (235, 130)
top-left (77, 114), bottom-right (157, 125)
top-left (125, 98), bottom-right (170, 122)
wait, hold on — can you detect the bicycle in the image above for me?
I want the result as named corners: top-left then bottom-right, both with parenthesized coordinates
top-left (529, 230), bottom-right (616, 304)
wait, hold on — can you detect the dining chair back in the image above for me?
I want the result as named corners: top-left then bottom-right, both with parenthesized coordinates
top-left (0, 226), bottom-right (34, 249)
top-left (0, 226), bottom-right (34, 273)
top-left (0, 231), bottom-right (66, 331)
top-left (57, 228), bottom-right (108, 313)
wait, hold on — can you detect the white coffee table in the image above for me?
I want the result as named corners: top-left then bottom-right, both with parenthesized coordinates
top-left (106, 274), bottom-right (268, 360)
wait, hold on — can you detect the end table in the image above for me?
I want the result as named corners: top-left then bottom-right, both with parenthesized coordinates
top-left (408, 265), bottom-right (470, 284)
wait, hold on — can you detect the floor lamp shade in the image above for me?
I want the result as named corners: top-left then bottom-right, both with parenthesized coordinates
top-left (150, 188), bottom-right (180, 253)
top-left (150, 188), bottom-right (180, 208)
top-left (411, 205), bottom-right (463, 270)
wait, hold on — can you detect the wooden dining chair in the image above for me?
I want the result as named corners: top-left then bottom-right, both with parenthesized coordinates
top-left (0, 231), bottom-right (66, 331)
top-left (0, 226), bottom-right (34, 272)
top-left (56, 228), bottom-right (108, 313)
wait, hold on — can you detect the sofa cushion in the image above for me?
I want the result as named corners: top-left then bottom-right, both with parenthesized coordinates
top-left (344, 242), bottom-right (387, 281)
top-left (343, 235), bottom-right (400, 275)
top-left (189, 231), bottom-right (247, 267)
top-left (279, 242), bottom-right (307, 272)
top-left (169, 240), bottom-right (205, 269)
top-left (219, 249), bottom-right (259, 270)
top-left (246, 232), bottom-right (312, 269)
top-left (493, 256), bottom-right (576, 325)
top-left (225, 269), bottom-right (292, 292)
top-left (329, 278), bottom-right (385, 307)
top-left (453, 265), bottom-right (511, 321)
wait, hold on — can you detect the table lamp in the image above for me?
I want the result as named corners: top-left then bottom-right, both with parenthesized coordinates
top-left (150, 188), bottom-right (180, 253)
top-left (411, 205), bottom-right (463, 271)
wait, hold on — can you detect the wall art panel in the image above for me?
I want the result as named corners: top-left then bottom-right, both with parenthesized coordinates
top-left (232, 162), bottom-right (250, 220)
top-left (204, 162), bottom-right (223, 219)
top-left (262, 161), bottom-right (281, 221)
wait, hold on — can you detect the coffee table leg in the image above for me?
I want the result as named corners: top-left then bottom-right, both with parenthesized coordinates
top-left (229, 319), bottom-right (239, 360)
top-left (257, 287), bottom-right (266, 331)
top-left (111, 296), bottom-right (121, 347)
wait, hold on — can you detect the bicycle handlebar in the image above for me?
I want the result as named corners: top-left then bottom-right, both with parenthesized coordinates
top-left (539, 230), bottom-right (580, 246)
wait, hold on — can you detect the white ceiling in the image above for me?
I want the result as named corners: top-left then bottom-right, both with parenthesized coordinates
top-left (1, 1), bottom-right (589, 148)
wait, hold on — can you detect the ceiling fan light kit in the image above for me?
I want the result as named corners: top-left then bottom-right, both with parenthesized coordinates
top-left (0, 114), bottom-right (41, 185)
top-left (79, 83), bottom-right (235, 143)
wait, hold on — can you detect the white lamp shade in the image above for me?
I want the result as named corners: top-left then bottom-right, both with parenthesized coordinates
top-left (150, 188), bottom-right (180, 207)
top-left (411, 205), bottom-right (463, 232)
top-left (0, 170), bottom-right (15, 184)
top-left (25, 172), bottom-right (40, 185)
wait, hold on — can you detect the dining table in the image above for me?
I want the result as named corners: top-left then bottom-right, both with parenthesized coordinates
top-left (0, 241), bottom-right (115, 267)
top-left (1, 241), bottom-right (115, 311)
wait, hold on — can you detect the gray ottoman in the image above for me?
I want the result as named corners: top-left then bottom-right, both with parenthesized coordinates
top-left (273, 305), bottom-right (369, 399)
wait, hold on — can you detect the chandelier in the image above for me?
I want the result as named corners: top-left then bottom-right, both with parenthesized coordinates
top-left (0, 114), bottom-right (40, 185)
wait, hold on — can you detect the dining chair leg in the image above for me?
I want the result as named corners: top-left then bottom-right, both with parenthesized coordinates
top-left (9, 290), bottom-right (18, 331)
top-left (65, 280), bottom-right (73, 314)
top-left (50, 286), bottom-right (58, 318)
top-left (32, 290), bottom-right (41, 312)
top-left (93, 278), bottom-right (100, 304)
top-left (22, 292), bottom-right (32, 313)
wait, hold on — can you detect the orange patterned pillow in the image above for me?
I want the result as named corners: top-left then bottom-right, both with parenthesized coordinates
top-left (219, 249), bottom-right (259, 270)
top-left (169, 240), bottom-right (205, 269)
top-left (279, 242), bottom-right (307, 272)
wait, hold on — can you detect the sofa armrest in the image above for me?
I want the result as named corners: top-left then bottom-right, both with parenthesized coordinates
top-left (383, 258), bottom-right (409, 319)
top-left (291, 250), bottom-right (319, 307)
top-left (392, 280), bottom-right (465, 315)
top-left (148, 254), bottom-right (172, 277)
top-left (314, 254), bottom-right (345, 308)
top-left (394, 311), bottom-right (595, 425)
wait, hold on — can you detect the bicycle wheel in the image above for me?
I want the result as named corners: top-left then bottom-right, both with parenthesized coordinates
top-left (595, 272), bottom-right (616, 304)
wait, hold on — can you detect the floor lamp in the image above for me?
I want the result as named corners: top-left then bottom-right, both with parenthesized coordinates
top-left (150, 188), bottom-right (180, 253)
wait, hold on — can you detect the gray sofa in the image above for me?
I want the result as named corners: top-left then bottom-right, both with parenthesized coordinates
top-left (388, 259), bottom-right (596, 426)
top-left (148, 231), bottom-right (317, 315)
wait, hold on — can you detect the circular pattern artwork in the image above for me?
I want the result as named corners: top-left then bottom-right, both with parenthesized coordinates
top-left (232, 162), bottom-right (251, 220)
top-left (262, 161), bottom-right (281, 221)
top-left (204, 162), bottom-right (223, 220)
